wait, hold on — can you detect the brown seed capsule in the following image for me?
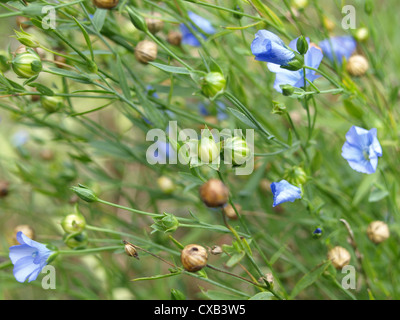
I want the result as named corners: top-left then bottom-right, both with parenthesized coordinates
top-left (145, 12), bottom-right (164, 34)
top-left (14, 45), bottom-right (46, 60)
top-left (40, 149), bottom-right (54, 161)
top-left (54, 53), bottom-right (67, 69)
top-left (199, 179), bottom-right (229, 208)
top-left (367, 221), bottom-right (390, 244)
top-left (210, 245), bottom-right (223, 255)
top-left (222, 203), bottom-right (241, 220)
top-left (0, 181), bottom-right (9, 198)
top-left (167, 31), bottom-right (182, 47)
top-left (16, 16), bottom-right (31, 29)
top-left (347, 55), bottom-right (369, 77)
top-left (134, 40), bottom-right (157, 64)
top-left (181, 244), bottom-right (208, 272)
top-left (13, 225), bottom-right (35, 244)
top-left (92, 0), bottom-right (119, 9)
top-left (327, 246), bottom-right (351, 269)
top-left (123, 240), bottom-right (139, 259)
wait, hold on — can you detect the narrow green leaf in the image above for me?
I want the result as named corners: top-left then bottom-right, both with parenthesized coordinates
top-left (148, 62), bottom-right (190, 75)
top-left (227, 107), bottom-right (257, 129)
top-left (249, 292), bottom-right (274, 300)
top-left (131, 272), bottom-right (180, 282)
top-left (115, 54), bottom-right (131, 100)
top-left (72, 16), bottom-right (94, 61)
top-left (289, 261), bottom-right (331, 299)
top-left (91, 8), bottom-right (107, 31)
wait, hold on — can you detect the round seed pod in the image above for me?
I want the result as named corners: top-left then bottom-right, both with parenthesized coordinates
top-left (355, 27), bottom-right (369, 42)
top-left (134, 40), bottom-right (157, 64)
top-left (0, 181), bottom-right (9, 198)
top-left (61, 213), bottom-right (86, 234)
top-left (181, 244), bottom-right (208, 272)
top-left (92, 0), bottom-right (119, 9)
top-left (40, 149), bottom-right (54, 161)
top-left (167, 31), bottom-right (182, 46)
top-left (16, 16), bottom-right (31, 29)
top-left (13, 225), bottom-right (35, 243)
top-left (222, 203), bottom-right (241, 220)
top-left (145, 12), bottom-right (164, 34)
top-left (123, 241), bottom-right (139, 259)
top-left (157, 176), bottom-right (175, 194)
top-left (367, 221), bottom-right (390, 244)
top-left (347, 55), bottom-right (369, 77)
top-left (199, 179), bottom-right (229, 208)
top-left (327, 246), bottom-right (351, 269)
top-left (12, 51), bottom-right (42, 78)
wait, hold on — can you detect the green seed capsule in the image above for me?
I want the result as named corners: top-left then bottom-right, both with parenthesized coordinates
top-left (12, 51), bottom-right (42, 78)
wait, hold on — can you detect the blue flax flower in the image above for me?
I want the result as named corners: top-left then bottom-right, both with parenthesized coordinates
top-left (251, 30), bottom-right (295, 66)
top-left (9, 231), bottom-right (54, 283)
top-left (341, 126), bottom-right (382, 174)
top-left (267, 37), bottom-right (323, 93)
top-left (270, 180), bottom-right (302, 207)
top-left (319, 36), bottom-right (356, 65)
top-left (180, 12), bottom-right (215, 47)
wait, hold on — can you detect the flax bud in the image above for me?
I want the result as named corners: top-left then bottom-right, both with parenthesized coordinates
top-left (92, 0), bottom-right (119, 9)
top-left (199, 179), bottom-right (229, 208)
top-left (135, 40), bottom-right (157, 64)
top-left (347, 55), bottom-right (369, 77)
top-left (327, 246), bottom-right (351, 269)
top-left (181, 244), bottom-right (208, 272)
top-left (367, 221), bottom-right (390, 244)
top-left (12, 51), bottom-right (42, 78)
top-left (61, 213), bottom-right (86, 234)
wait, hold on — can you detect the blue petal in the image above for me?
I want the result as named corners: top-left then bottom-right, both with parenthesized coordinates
top-left (319, 36), bottom-right (356, 65)
top-left (188, 11), bottom-right (215, 35)
top-left (251, 30), bottom-right (295, 66)
top-left (13, 256), bottom-right (38, 283)
top-left (9, 244), bottom-right (36, 264)
top-left (271, 180), bottom-right (302, 207)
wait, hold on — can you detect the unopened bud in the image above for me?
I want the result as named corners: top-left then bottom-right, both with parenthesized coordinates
top-left (223, 136), bottom-right (251, 166)
top-left (181, 244), bottom-right (208, 272)
top-left (346, 55), bottom-right (369, 77)
top-left (64, 232), bottom-right (89, 249)
top-left (281, 84), bottom-right (296, 96)
top-left (14, 29), bottom-right (39, 48)
top-left (71, 185), bottom-right (98, 202)
top-left (312, 227), bottom-right (323, 239)
top-left (151, 213), bottom-right (179, 233)
top-left (135, 40), bottom-right (157, 64)
top-left (293, 0), bottom-right (308, 9)
top-left (322, 16), bottom-right (335, 32)
top-left (12, 51), bottom-right (42, 78)
top-left (355, 27), bottom-right (369, 42)
top-left (157, 176), bottom-right (175, 194)
top-left (283, 166), bottom-right (307, 186)
top-left (367, 221), bottom-right (389, 244)
top-left (327, 246), bottom-right (351, 269)
top-left (61, 213), bottom-right (86, 234)
top-left (41, 96), bottom-right (63, 113)
top-left (201, 72), bottom-right (226, 99)
top-left (92, 0), bottom-right (119, 9)
top-left (198, 135), bottom-right (219, 164)
top-left (296, 36), bottom-right (309, 55)
top-left (199, 179), bottom-right (229, 208)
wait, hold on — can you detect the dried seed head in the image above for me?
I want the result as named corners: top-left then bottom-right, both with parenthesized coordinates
top-left (210, 245), bottom-right (223, 255)
top-left (0, 181), bottom-right (9, 198)
top-left (222, 203), bottom-right (241, 220)
top-left (367, 221), bottom-right (390, 244)
top-left (199, 179), bottom-right (229, 208)
top-left (13, 225), bottom-right (35, 244)
top-left (123, 241), bottom-right (139, 259)
top-left (327, 246), bottom-right (351, 269)
top-left (347, 55), bottom-right (369, 77)
top-left (181, 244), bottom-right (208, 272)
top-left (40, 149), bottom-right (54, 161)
top-left (145, 12), bottom-right (164, 34)
top-left (167, 31), bottom-right (182, 46)
top-left (92, 0), bottom-right (119, 9)
top-left (135, 40), bottom-right (157, 64)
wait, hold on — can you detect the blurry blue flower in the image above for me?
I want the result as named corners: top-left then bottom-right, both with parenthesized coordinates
top-left (198, 101), bottom-right (227, 121)
top-left (341, 126), bottom-right (382, 174)
top-left (313, 228), bottom-right (322, 234)
top-left (146, 85), bottom-right (159, 99)
top-left (271, 180), bottom-right (302, 207)
top-left (12, 130), bottom-right (29, 147)
top-left (148, 141), bottom-right (176, 164)
top-left (180, 12), bottom-right (215, 47)
top-left (9, 231), bottom-right (54, 283)
top-left (319, 36), bottom-right (356, 65)
top-left (251, 30), bottom-right (295, 66)
top-left (267, 38), bottom-right (323, 93)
